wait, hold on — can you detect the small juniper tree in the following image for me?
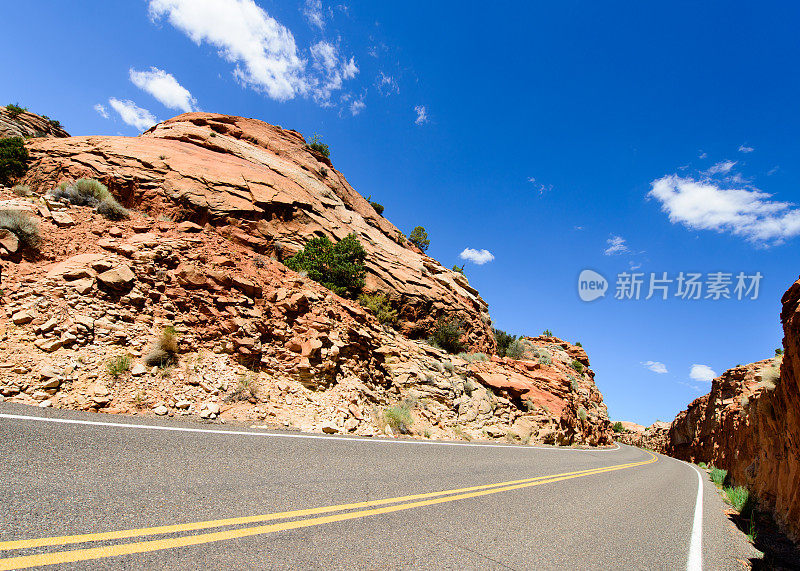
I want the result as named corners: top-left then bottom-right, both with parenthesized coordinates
top-left (409, 226), bottom-right (430, 252)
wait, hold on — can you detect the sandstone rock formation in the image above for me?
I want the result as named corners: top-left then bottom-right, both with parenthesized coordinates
top-left (19, 112), bottom-right (493, 350)
top-left (615, 421), bottom-right (669, 452)
top-left (0, 187), bottom-right (613, 446)
top-left (665, 280), bottom-right (800, 540)
top-left (0, 105), bottom-right (69, 139)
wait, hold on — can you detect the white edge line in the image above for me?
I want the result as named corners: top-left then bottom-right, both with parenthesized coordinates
top-left (687, 463), bottom-right (704, 571)
top-left (0, 412), bottom-right (621, 452)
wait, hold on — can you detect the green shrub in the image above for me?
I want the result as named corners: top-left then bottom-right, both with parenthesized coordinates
top-left (577, 407), bottom-right (587, 421)
top-left (384, 405), bottom-right (413, 434)
top-left (759, 365), bottom-right (780, 390)
top-left (570, 376), bottom-right (580, 392)
top-left (612, 421), bottom-right (624, 433)
top-left (366, 196), bottom-right (384, 215)
top-left (285, 233), bottom-right (366, 298)
top-left (5, 103), bottom-right (26, 119)
top-left (710, 467), bottom-right (728, 487)
top-left (307, 133), bottom-right (330, 158)
top-left (358, 292), bottom-right (397, 325)
top-left (97, 196), bottom-right (129, 220)
top-left (571, 360), bottom-right (584, 374)
top-left (107, 354), bottom-right (131, 378)
top-left (0, 137), bottom-right (29, 186)
top-left (775, 348), bottom-right (784, 356)
top-left (428, 317), bottom-right (466, 354)
top-left (505, 338), bottom-right (532, 360)
top-left (493, 328), bottom-right (517, 357)
top-left (542, 329), bottom-right (553, 336)
top-left (144, 326), bottom-right (179, 367)
top-left (698, 462), bottom-right (708, 469)
top-left (408, 226), bottom-right (430, 252)
top-left (575, 341), bottom-right (582, 347)
top-left (0, 209), bottom-right (41, 252)
top-left (225, 375), bottom-right (257, 402)
top-left (452, 264), bottom-right (465, 276)
top-left (12, 184), bottom-right (32, 197)
top-left (456, 352), bottom-right (488, 363)
top-left (724, 486), bottom-right (754, 518)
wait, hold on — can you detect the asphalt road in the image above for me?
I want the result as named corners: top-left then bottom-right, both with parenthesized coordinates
top-left (0, 402), bottom-right (760, 570)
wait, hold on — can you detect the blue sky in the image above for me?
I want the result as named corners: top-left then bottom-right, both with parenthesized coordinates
top-left (3, 1), bottom-right (800, 424)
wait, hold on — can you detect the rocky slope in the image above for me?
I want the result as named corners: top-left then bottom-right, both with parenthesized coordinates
top-left (19, 112), bottom-right (493, 351)
top-left (665, 278), bottom-right (800, 541)
top-left (615, 421), bottom-right (669, 452)
top-left (0, 105), bottom-right (69, 139)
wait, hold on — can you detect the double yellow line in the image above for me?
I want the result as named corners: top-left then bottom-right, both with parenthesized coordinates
top-left (0, 451), bottom-right (656, 569)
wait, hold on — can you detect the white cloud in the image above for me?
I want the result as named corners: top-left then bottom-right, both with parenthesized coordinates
top-left (108, 98), bottom-right (157, 131)
top-left (768, 166), bottom-right (779, 176)
top-left (309, 41), bottom-right (358, 104)
top-left (604, 235), bottom-right (630, 255)
top-left (738, 145), bottom-right (754, 153)
top-left (527, 176), bottom-right (552, 195)
top-left (698, 151), bottom-right (708, 159)
top-left (414, 105), bottom-right (428, 125)
top-left (302, 0), bottom-right (325, 29)
top-left (349, 98), bottom-right (365, 116)
top-left (705, 160), bottom-right (736, 175)
top-left (689, 364), bottom-right (717, 383)
top-left (459, 248), bottom-right (495, 265)
top-left (376, 71), bottom-right (398, 95)
top-left (642, 361), bottom-right (668, 374)
top-left (129, 67), bottom-right (198, 113)
top-left (93, 104), bottom-right (109, 119)
top-left (148, 0), bottom-right (309, 101)
top-left (648, 174), bottom-right (800, 244)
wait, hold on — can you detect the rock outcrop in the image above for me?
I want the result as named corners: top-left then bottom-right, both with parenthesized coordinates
top-left (0, 105), bottom-right (69, 139)
top-left (0, 183), bottom-right (613, 445)
top-left (19, 113), bottom-right (493, 351)
top-left (665, 278), bottom-right (800, 540)
top-left (615, 421), bottom-right (669, 452)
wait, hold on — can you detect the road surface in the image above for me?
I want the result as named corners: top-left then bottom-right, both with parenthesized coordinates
top-left (0, 402), bottom-right (759, 569)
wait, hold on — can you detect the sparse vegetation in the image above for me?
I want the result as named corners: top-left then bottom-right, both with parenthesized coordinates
top-left (225, 375), bottom-right (257, 402)
top-left (577, 407), bottom-right (588, 421)
top-left (453, 425), bottom-right (471, 441)
top-left (505, 338), bottom-right (530, 360)
top-left (724, 486), bottom-right (754, 518)
top-left (408, 226), bottom-right (430, 252)
top-left (571, 360), bottom-right (584, 374)
top-left (358, 292), bottom-right (397, 325)
top-left (307, 133), bottom-right (330, 158)
top-left (383, 404), bottom-right (413, 434)
top-left (457, 352), bottom-right (488, 363)
top-left (107, 354), bottom-right (131, 378)
top-left (542, 329), bottom-right (553, 337)
top-left (0, 136), bottom-right (29, 186)
top-left (710, 466), bottom-right (728, 487)
top-left (428, 317), bottom-right (466, 354)
top-left (443, 361), bottom-right (455, 374)
top-left (775, 348), bottom-right (784, 356)
top-left (759, 362), bottom-right (780, 390)
top-left (12, 184), bottom-right (32, 197)
top-left (285, 233), bottom-right (366, 298)
top-left (570, 376), bottom-right (580, 392)
top-left (575, 341), bottom-right (582, 347)
top-left (612, 421), bottom-right (624, 433)
top-left (366, 195), bottom-right (384, 215)
top-left (5, 103), bottom-right (27, 118)
top-left (319, 166), bottom-right (328, 177)
top-left (144, 326), bottom-right (179, 368)
top-left (51, 178), bottom-right (129, 220)
top-left (452, 264), bottom-right (465, 276)
top-left (0, 209), bottom-right (41, 252)
top-left (493, 328), bottom-right (517, 357)
top-left (463, 378), bottom-right (476, 396)
top-left (698, 462), bottom-right (708, 469)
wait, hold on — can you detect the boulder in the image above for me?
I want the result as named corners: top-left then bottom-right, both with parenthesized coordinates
top-left (0, 229), bottom-right (19, 254)
top-left (97, 265), bottom-right (135, 290)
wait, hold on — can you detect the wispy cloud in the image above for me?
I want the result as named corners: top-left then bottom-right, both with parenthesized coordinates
top-left (93, 103), bottom-right (109, 119)
top-left (108, 98), bottom-right (157, 131)
top-left (604, 235), bottom-right (630, 256)
top-left (459, 248), bottom-right (494, 265)
top-left (689, 364), bottom-right (716, 383)
top-left (414, 105), bottom-right (428, 125)
top-left (302, 0), bottom-right (325, 30)
top-left (738, 145), bottom-right (754, 153)
top-left (129, 67), bottom-right (198, 112)
top-left (642, 361), bottom-right (668, 374)
top-left (527, 177), bottom-right (553, 195)
top-left (648, 174), bottom-right (800, 245)
top-left (704, 160), bottom-right (736, 175)
top-left (349, 97), bottom-right (365, 116)
top-left (698, 151), bottom-right (708, 159)
top-left (309, 41), bottom-right (358, 104)
top-left (376, 71), bottom-right (398, 95)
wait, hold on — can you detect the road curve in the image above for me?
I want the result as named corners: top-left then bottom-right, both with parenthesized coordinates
top-left (0, 402), bottom-right (759, 570)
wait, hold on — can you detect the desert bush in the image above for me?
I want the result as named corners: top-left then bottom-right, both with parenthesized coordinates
top-left (285, 233), bottom-right (366, 298)
top-left (571, 360), bottom-right (584, 374)
top-left (12, 184), bottom-right (32, 197)
top-left (307, 133), bottom-right (330, 158)
top-left (384, 405), bottom-right (413, 434)
top-left (107, 354), bottom-right (131, 378)
top-left (452, 264), bottom-right (465, 276)
top-left (710, 467), bottom-right (728, 487)
top-left (577, 407), bottom-right (588, 421)
top-left (758, 364), bottom-right (780, 390)
top-left (453, 425), bottom-right (471, 441)
top-left (144, 326), bottom-right (179, 367)
top-left (443, 361), bottom-right (455, 373)
top-left (408, 226), bottom-right (430, 252)
top-left (225, 375), bottom-right (257, 402)
top-left (366, 195), bottom-right (384, 215)
top-left (358, 292), bottom-right (397, 325)
top-left (429, 317), bottom-right (466, 354)
top-left (570, 376), bottom-right (579, 391)
top-left (0, 137), bottom-right (29, 186)
top-left (537, 349), bottom-right (552, 366)
top-left (575, 341), bottom-right (582, 347)
top-left (0, 209), bottom-right (41, 251)
top-left (5, 103), bottom-right (26, 118)
top-left (505, 338), bottom-right (532, 360)
top-left (542, 329), bottom-right (553, 336)
top-left (96, 196), bottom-right (129, 220)
top-left (698, 462), bottom-right (707, 469)
top-left (456, 352), bottom-right (488, 363)
top-left (51, 178), bottom-right (127, 219)
top-left (612, 421), bottom-right (624, 433)
top-left (493, 328), bottom-right (517, 357)
top-left (775, 348), bottom-right (784, 356)
top-left (724, 486), bottom-right (754, 518)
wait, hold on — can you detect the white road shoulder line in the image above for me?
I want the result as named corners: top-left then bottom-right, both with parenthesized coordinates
top-left (0, 412), bottom-right (620, 452)
top-left (687, 463), bottom-right (704, 571)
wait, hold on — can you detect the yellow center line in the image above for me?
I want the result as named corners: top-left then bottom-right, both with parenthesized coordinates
top-left (0, 451), bottom-right (657, 569)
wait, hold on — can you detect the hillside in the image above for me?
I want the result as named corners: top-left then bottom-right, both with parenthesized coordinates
top-left (0, 110), bottom-right (613, 446)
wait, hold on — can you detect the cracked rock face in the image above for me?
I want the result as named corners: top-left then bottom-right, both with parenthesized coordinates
top-left (21, 112), bottom-right (495, 351)
top-left (0, 105), bottom-right (69, 139)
